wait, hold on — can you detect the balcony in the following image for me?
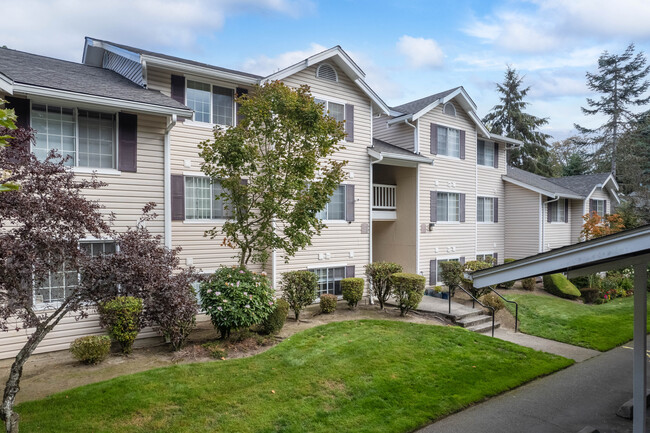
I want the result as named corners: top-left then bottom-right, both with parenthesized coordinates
top-left (373, 184), bottom-right (397, 220)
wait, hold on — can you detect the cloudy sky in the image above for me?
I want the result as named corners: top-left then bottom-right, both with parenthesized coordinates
top-left (4, 0), bottom-right (650, 140)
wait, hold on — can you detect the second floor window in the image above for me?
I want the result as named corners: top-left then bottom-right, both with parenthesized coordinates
top-left (437, 126), bottom-right (460, 158)
top-left (548, 198), bottom-right (567, 223)
top-left (477, 197), bottom-right (495, 222)
top-left (437, 192), bottom-right (460, 222)
top-left (317, 185), bottom-right (346, 220)
top-left (593, 199), bottom-right (605, 217)
top-left (477, 140), bottom-right (495, 167)
top-left (314, 98), bottom-right (344, 123)
top-left (186, 80), bottom-right (234, 126)
top-left (185, 176), bottom-right (231, 220)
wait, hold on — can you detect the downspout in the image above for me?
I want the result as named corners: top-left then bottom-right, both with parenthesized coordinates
top-left (164, 114), bottom-right (177, 250)
top-left (368, 148), bottom-right (383, 305)
top-left (542, 195), bottom-right (560, 252)
top-left (272, 219), bottom-right (277, 292)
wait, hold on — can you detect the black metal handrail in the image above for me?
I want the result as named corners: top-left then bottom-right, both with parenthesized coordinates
top-left (447, 284), bottom-right (495, 337)
top-left (486, 287), bottom-right (519, 333)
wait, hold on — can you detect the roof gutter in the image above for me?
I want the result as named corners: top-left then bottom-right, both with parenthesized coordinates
top-left (142, 55), bottom-right (260, 86)
top-left (367, 148), bottom-right (433, 165)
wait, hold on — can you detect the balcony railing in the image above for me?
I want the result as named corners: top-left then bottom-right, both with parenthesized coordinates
top-left (373, 184), bottom-right (396, 210)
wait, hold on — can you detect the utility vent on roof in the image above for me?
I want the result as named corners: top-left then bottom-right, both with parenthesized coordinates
top-left (444, 102), bottom-right (456, 116)
top-left (317, 64), bottom-right (338, 82)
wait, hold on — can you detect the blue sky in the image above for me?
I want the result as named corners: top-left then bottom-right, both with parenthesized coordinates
top-left (5, 0), bottom-right (650, 141)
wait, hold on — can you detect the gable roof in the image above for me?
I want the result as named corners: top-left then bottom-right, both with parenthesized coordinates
top-left (504, 166), bottom-right (618, 200)
top-left (0, 47), bottom-right (192, 117)
top-left (391, 88), bottom-right (460, 114)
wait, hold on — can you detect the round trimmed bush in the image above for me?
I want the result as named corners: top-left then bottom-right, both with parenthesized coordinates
top-left (365, 262), bottom-right (403, 309)
top-left (390, 272), bottom-right (425, 316)
top-left (261, 298), bottom-right (290, 335)
top-left (479, 292), bottom-right (504, 314)
top-left (341, 277), bottom-right (364, 309)
top-left (281, 270), bottom-right (318, 321)
top-left (543, 273), bottom-right (581, 299)
top-left (98, 296), bottom-right (144, 354)
top-left (320, 294), bottom-right (337, 314)
top-left (522, 277), bottom-right (537, 291)
top-left (70, 335), bottom-right (111, 365)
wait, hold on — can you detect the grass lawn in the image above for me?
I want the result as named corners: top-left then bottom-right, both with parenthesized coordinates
top-left (17, 320), bottom-right (571, 433)
top-left (504, 294), bottom-right (650, 351)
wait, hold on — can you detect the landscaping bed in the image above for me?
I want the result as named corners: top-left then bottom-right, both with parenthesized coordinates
top-left (16, 320), bottom-right (571, 433)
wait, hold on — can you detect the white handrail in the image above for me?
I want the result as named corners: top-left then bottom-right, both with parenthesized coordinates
top-left (373, 184), bottom-right (396, 210)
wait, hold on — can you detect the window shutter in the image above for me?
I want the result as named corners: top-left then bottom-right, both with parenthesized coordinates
top-left (493, 252), bottom-right (498, 264)
top-left (345, 104), bottom-right (354, 142)
top-left (604, 200), bottom-right (607, 215)
top-left (118, 113), bottom-right (137, 172)
top-left (477, 140), bottom-right (485, 165)
top-left (493, 143), bottom-right (499, 168)
top-left (459, 193), bottom-right (466, 222)
top-left (345, 265), bottom-right (355, 278)
top-left (564, 199), bottom-right (569, 223)
top-left (459, 130), bottom-right (466, 160)
top-left (170, 75), bottom-right (185, 104)
top-left (5, 96), bottom-right (30, 129)
top-left (240, 178), bottom-right (248, 185)
top-left (460, 256), bottom-right (466, 265)
top-left (430, 259), bottom-right (437, 285)
top-left (547, 200), bottom-right (552, 223)
top-left (589, 199), bottom-right (595, 215)
top-left (345, 184), bottom-right (355, 222)
top-left (430, 123), bottom-right (438, 155)
top-left (235, 87), bottom-right (248, 126)
top-left (493, 197), bottom-right (499, 223)
top-left (430, 191), bottom-right (437, 223)
top-left (171, 175), bottom-right (185, 221)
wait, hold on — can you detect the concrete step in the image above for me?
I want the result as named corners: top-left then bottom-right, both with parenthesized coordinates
top-left (456, 314), bottom-right (493, 328)
top-left (467, 320), bottom-right (501, 334)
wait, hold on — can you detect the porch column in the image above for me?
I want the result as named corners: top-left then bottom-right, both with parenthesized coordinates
top-left (633, 262), bottom-right (648, 433)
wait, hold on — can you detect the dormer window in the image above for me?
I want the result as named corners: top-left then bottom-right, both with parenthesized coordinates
top-left (443, 102), bottom-right (456, 116)
top-left (316, 64), bottom-right (338, 82)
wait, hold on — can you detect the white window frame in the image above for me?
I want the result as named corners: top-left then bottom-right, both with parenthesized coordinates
top-left (436, 257), bottom-right (460, 285)
top-left (437, 191), bottom-right (460, 223)
top-left (183, 175), bottom-right (232, 222)
top-left (30, 101), bottom-right (119, 173)
top-left (477, 196), bottom-right (495, 223)
top-left (593, 199), bottom-right (606, 217)
top-left (184, 77), bottom-right (236, 127)
top-left (476, 253), bottom-right (495, 263)
top-left (549, 198), bottom-right (567, 223)
top-left (443, 102), bottom-right (456, 116)
top-left (437, 125), bottom-right (461, 159)
top-left (317, 184), bottom-right (346, 222)
top-left (310, 266), bottom-right (346, 298)
top-left (477, 141), bottom-right (495, 167)
top-left (313, 94), bottom-right (346, 124)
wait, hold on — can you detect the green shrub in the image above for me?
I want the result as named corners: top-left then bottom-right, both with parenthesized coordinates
top-left (282, 270), bottom-right (318, 321)
top-left (390, 273), bottom-right (425, 316)
top-left (69, 335), bottom-right (111, 365)
top-left (500, 258), bottom-right (516, 289)
top-left (462, 260), bottom-right (495, 298)
top-left (365, 262), bottom-right (403, 309)
top-left (569, 275), bottom-right (590, 290)
top-left (522, 277), bottom-right (537, 291)
top-left (98, 296), bottom-right (144, 354)
top-left (543, 274), bottom-right (581, 299)
top-left (261, 299), bottom-right (289, 335)
top-left (320, 294), bottom-right (337, 313)
top-left (202, 341), bottom-right (227, 359)
top-left (479, 292), bottom-right (504, 314)
top-left (439, 261), bottom-right (463, 288)
top-left (341, 278), bottom-right (364, 309)
top-left (200, 267), bottom-right (275, 339)
top-left (580, 287), bottom-right (600, 304)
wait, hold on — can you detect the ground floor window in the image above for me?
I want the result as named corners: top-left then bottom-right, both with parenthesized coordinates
top-left (437, 258), bottom-right (459, 284)
top-left (476, 253), bottom-right (495, 264)
top-left (312, 267), bottom-right (345, 296)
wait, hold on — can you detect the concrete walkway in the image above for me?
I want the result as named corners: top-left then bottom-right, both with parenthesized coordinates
top-left (417, 336), bottom-right (650, 433)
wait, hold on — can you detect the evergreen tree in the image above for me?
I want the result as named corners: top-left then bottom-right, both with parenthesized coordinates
top-left (562, 152), bottom-right (591, 177)
top-left (575, 44), bottom-right (650, 176)
top-left (482, 66), bottom-right (553, 176)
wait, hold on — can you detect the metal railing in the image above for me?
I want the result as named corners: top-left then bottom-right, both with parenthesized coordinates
top-left (373, 184), bottom-right (396, 210)
top-left (448, 284), bottom-right (496, 337)
top-left (486, 287), bottom-right (519, 333)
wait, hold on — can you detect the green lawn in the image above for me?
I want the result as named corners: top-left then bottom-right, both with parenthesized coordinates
top-left (17, 320), bottom-right (571, 433)
top-left (504, 294), bottom-right (649, 351)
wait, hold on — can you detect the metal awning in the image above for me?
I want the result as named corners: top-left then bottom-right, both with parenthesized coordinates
top-left (471, 224), bottom-right (650, 433)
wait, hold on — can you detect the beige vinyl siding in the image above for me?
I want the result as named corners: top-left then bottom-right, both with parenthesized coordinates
top-left (275, 62), bottom-right (371, 284)
top-left (373, 115), bottom-right (415, 151)
top-left (418, 103), bottom-right (479, 278)
top-left (146, 66), bottom-right (172, 96)
top-left (504, 183), bottom-right (540, 259)
top-left (570, 199), bottom-right (586, 243)
top-left (476, 141), bottom-right (507, 263)
top-left (542, 198), bottom-right (572, 251)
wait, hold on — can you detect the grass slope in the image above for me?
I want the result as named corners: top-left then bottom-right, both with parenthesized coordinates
top-left (505, 294), bottom-right (649, 351)
top-left (18, 320), bottom-right (572, 433)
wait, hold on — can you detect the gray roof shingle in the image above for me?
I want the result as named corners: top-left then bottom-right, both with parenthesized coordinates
top-left (391, 87), bottom-right (460, 115)
top-left (0, 47), bottom-right (191, 111)
top-left (505, 166), bottom-right (613, 198)
top-left (545, 172), bottom-right (613, 197)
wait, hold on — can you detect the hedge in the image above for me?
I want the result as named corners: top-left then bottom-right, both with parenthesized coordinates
top-left (341, 278), bottom-right (364, 309)
top-left (543, 273), bottom-right (581, 299)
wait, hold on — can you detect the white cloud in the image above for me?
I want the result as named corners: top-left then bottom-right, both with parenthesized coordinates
top-left (2, 0), bottom-right (312, 61)
top-left (241, 43), bottom-right (328, 75)
top-left (396, 35), bottom-right (445, 69)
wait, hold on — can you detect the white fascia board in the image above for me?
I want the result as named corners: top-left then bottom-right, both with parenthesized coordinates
top-left (143, 55), bottom-right (260, 86)
top-left (355, 78), bottom-right (390, 115)
top-left (306, 47), bottom-right (365, 79)
top-left (0, 73), bottom-right (14, 94)
top-left (585, 175), bottom-right (621, 204)
top-left (440, 87), bottom-right (477, 111)
top-left (387, 113), bottom-right (413, 126)
top-left (471, 226), bottom-right (650, 287)
top-left (468, 111), bottom-right (491, 137)
top-left (92, 40), bottom-right (141, 64)
top-left (489, 133), bottom-right (523, 147)
top-left (13, 83), bottom-right (193, 118)
top-left (367, 148), bottom-right (433, 165)
top-left (261, 61), bottom-right (306, 83)
top-left (502, 176), bottom-right (555, 197)
top-left (411, 100), bottom-right (442, 121)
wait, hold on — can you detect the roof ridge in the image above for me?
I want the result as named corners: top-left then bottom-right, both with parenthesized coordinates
top-left (391, 86), bottom-right (461, 111)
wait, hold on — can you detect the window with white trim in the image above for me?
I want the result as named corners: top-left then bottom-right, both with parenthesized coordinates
top-left (312, 267), bottom-right (345, 296)
top-left (443, 102), bottom-right (456, 116)
top-left (31, 104), bottom-right (115, 168)
top-left (548, 199), bottom-right (566, 222)
top-left (185, 176), bottom-right (231, 220)
top-left (437, 258), bottom-right (459, 284)
top-left (593, 199), bottom-right (605, 217)
top-left (477, 197), bottom-right (495, 222)
top-left (476, 253), bottom-right (494, 264)
top-left (186, 80), bottom-right (234, 126)
top-left (317, 185), bottom-right (346, 220)
top-left (314, 98), bottom-right (345, 123)
top-left (437, 126), bottom-right (461, 158)
top-left (437, 192), bottom-right (460, 222)
top-left (477, 140), bottom-right (495, 167)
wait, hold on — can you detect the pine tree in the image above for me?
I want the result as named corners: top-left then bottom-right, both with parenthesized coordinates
top-left (562, 152), bottom-right (591, 177)
top-left (575, 43), bottom-right (650, 176)
top-left (482, 66), bottom-right (553, 176)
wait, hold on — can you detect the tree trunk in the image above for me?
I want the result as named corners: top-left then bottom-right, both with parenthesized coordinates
top-left (1, 304), bottom-right (70, 433)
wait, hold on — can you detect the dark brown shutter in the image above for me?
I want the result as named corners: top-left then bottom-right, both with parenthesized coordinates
top-left (344, 104), bottom-right (354, 142)
top-left (430, 259), bottom-right (437, 285)
top-left (459, 193), bottom-right (466, 222)
top-left (345, 265), bottom-right (355, 278)
top-left (118, 113), bottom-right (137, 172)
top-left (589, 199), bottom-right (595, 215)
top-left (604, 200), bottom-right (607, 215)
top-left (345, 185), bottom-right (355, 222)
top-left (477, 140), bottom-right (485, 165)
top-left (171, 175), bottom-right (185, 221)
top-left (430, 191), bottom-right (437, 222)
top-left (430, 123), bottom-right (438, 155)
top-left (547, 200), bottom-right (552, 223)
top-left (564, 199), bottom-right (569, 223)
top-left (493, 143), bottom-right (499, 168)
top-left (235, 87), bottom-right (248, 126)
top-left (493, 252), bottom-right (498, 264)
top-left (493, 197), bottom-right (499, 223)
top-left (170, 75), bottom-right (185, 104)
top-left (5, 96), bottom-right (30, 129)
top-left (459, 130), bottom-right (466, 160)
top-left (460, 256), bottom-right (466, 265)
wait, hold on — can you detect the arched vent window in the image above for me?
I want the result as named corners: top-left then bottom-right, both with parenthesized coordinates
top-left (317, 64), bottom-right (338, 82)
top-left (443, 102), bottom-right (456, 116)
